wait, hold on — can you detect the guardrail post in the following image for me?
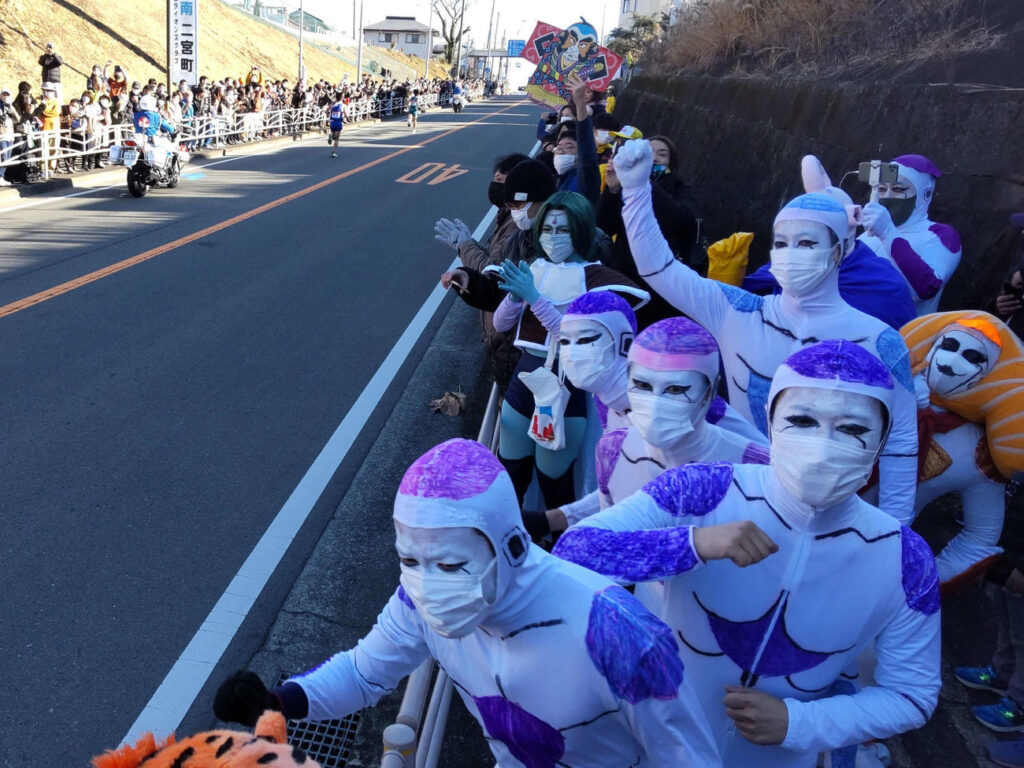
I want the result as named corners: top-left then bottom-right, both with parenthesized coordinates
top-left (381, 723), bottom-right (417, 768)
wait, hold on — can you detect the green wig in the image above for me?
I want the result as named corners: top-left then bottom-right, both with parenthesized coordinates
top-left (532, 191), bottom-right (596, 261)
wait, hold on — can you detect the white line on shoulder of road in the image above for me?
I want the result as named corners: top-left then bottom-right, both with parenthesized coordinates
top-left (121, 135), bottom-right (539, 744)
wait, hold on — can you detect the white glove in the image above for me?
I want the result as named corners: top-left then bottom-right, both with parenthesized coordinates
top-left (433, 217), bottom-right (473, 250)
top-left (860, 202), bottom-right (896, 241)
top-left (611, 139), bottom-right (654, 190)
top-left (914, 372), bottom-right (932, 408)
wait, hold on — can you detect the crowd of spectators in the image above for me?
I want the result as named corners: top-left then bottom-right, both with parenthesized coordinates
top-left (0, 40), bottom-right (485, 185)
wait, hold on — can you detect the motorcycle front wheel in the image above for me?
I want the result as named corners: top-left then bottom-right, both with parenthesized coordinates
top-left (167, 160), bottom-right (180, 189)
top-left (127, 165), bottom-right (148, 198)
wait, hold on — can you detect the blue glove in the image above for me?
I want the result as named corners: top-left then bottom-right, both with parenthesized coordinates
top-left (496, 259), bottom-right (540, 304)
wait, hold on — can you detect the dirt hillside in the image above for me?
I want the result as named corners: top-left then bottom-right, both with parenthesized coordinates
top-left (0, 0), bottom-right (449, 92)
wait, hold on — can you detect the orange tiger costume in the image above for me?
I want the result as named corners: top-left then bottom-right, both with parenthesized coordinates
top-left (92, 711), bottom-right (321, 768)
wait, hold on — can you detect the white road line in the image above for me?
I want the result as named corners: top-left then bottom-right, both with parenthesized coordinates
top-left (121, 137), bottom-right (538, 744)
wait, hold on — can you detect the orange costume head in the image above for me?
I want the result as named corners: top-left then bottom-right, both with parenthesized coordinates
top-left (92, 711), bottom-right (320, 768)
top-left (902, 310), bottom-right (1024, 479)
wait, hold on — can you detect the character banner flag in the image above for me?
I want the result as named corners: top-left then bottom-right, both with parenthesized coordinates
top-left (522, 20), bottom-right (622, 110)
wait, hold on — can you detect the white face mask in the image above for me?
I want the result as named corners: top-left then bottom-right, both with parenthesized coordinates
top-left (553, 154), bottom-right (577, 176)
top-left (769, 244), bottom-right (838, 297)
top-left (627, 368), bottom-right (711, 449)
top-left (399, 559), bottom-right (496, 638)
top-left (558, 115), bottom-right (573, 124)
top-left (540, 232), bottom-right (574, 263)
top-left (769, 387), bottom-right (884, 509)
top-left (925, 328), bottom-right (997, 396)
top-left (559, 322), bottom-right (616, 391)
top-left (627, 392), bottom-right (700, 448)
top-left (540, 210), bottom-right (574, 263)
top-left (771, 431), bottom-right (876, 509)
top-left (595, 130), bottom-right (611, 145)
top-left (509, 206), bottom-right (533, 231)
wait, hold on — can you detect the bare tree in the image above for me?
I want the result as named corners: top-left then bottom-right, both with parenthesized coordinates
top-left (433, 0), bottom-right (474, 67)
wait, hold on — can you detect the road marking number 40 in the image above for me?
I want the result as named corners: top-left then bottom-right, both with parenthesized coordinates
top-left (396, 162), bottom-right (469, 185)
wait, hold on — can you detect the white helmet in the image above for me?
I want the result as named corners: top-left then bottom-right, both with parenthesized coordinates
top-left (139, 95), bottom-right (157, 112)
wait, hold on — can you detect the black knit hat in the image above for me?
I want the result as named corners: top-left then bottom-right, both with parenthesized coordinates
top-left (504, 159), bottom-right (556, 204)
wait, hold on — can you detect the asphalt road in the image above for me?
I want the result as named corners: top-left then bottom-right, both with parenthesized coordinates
top-left (0, 96), bottom-right (537, 766)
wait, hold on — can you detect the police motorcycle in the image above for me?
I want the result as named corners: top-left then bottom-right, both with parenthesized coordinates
top-left (451, 83), bottom-right (464, 113)
top-left (108, 95), bottom-right (189, 198)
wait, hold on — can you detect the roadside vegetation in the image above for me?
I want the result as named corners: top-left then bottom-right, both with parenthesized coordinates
top-left (640, 0), bottom-right (996, 78)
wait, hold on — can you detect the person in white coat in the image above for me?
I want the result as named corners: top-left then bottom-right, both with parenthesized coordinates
top-left (213, 438), bottom-right (724, 768)
top-left (554, 340), bottom-right (941, 768)
top-left (859, 154), bottom-right (962, 316)
top-left (612, 138), bottom-right (918, 524)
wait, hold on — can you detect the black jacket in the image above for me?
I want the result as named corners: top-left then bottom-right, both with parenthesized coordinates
top-left (39, 53), bottom-right (63, 83)
top-left (595, 172), bottom-right (703, 328)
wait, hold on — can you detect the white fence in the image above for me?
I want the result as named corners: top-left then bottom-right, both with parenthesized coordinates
top-left (0, 87), bottom-right (484, 182)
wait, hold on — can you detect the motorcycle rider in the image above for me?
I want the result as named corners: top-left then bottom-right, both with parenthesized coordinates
top-left (134, 94), bottom-right (176, 139)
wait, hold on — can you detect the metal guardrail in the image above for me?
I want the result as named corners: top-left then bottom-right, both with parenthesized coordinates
top-left (380, 382), bottom-right (502, 768)
top-left (0, 87), bottom-right (485, 182)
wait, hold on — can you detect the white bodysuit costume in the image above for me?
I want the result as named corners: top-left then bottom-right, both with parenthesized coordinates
top-left (554, 341), bottom-right (941, 767)
top-left (613, 139), bottom-right (918, 523)
top-left (276, 439), bottom-right (723, 768)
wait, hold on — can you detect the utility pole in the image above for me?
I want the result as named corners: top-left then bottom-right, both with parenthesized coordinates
top-left (493, 11), bottom-right (500, 85)
top-left (499, 29), bottom-right (507, 89)
top-left (356, 0), bottom-right (364, 80)
top-left (352, 0), bottom-right (357, 43)
top-left (454, 0), bottom-right (467, 79)
top-left (298, 0), bottom-right (305, 81)
top-left (484, 0), bottom-right (496, 83)
top-left (424, 3), bottom-right (432, 78)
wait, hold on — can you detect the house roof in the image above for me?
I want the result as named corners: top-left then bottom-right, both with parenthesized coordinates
top-left (288, 9), bottom-right (329, 27)
top-left (364, 16), bottom-right (430, 33)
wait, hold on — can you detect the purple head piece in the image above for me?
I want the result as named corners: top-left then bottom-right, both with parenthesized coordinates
top-left (393, 439), bottom-right (527, 588)
top-left (786, 340), bottom-right (894, 390)
top-left (629, 317), bottom-right (720, 384)
top-left (767, 340), bottom-right (897, 430)
top-left (399, 438), bottom-right (505, 501)
top-left (893, 154), bottom-right (942, 179)
top-left (565, 290), bottom-right (638, 334)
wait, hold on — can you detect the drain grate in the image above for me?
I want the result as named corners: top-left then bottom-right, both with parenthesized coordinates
top-left (275, 671), bottom-right (361, 768)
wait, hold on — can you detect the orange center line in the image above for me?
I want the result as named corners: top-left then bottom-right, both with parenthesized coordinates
top-left (0, 100), bottom-right (525, 321)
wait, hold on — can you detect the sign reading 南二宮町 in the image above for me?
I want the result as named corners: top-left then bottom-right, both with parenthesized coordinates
top-left (168, 0), bottom-right (199, 87)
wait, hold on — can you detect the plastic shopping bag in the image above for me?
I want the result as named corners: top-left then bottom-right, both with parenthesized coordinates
top-left (518, 337), bottom-right (570, 451)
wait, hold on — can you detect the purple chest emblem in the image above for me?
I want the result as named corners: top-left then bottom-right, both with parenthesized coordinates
top-left (685, 591), bottom-right (853, 688)
top-left (473, 696), bottom-right (565, 768)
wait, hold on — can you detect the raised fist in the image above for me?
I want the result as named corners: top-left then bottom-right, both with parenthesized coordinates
top-left (612, 139), bottom-right (654, 190)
